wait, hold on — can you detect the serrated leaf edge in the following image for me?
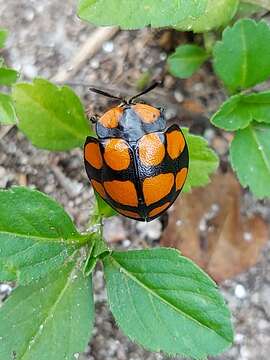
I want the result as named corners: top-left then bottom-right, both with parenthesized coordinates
top-left (12, 78), bottom-right (89, 143)
top-left (107, 251), bottom-right (232, 345)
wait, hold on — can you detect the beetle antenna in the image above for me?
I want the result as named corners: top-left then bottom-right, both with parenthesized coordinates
top-left (128, 81), bottom-right (162, 103)
top-left (89, 87), bottom-right (125, 102)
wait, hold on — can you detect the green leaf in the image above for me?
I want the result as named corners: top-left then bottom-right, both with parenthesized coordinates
top-left (211, 94), bottom-right (249, 131)
top-left (175, 0), bottom-right (239, 33)
top-left (0, 67), bottom-right (19, 86)
top-left (12, 78), bottom-right (91, 151)
top-left (0, 262), bottom-right (94, 360)
top-left (230, 122), bottom-right (270, 198)
top-left (83, 241), bottom-right (97, 277)
top-left (0, 28), bottom-right (8, 48)
top-left (168, 45), bottom-right (209, 79)
top-left (241, 0), bottom-right (270, 11)
top-left (211, 91), bottom-right (270, 131)
top-left (244, 92), bottom-right (270, 123)
top-left (94, 192), bottom-right (117, 218)
top-left (84, 235), bottom-right (110, 276)
top-left (183, 128), bottom-right (219, 192)
top-left (0, 93), bottom-right (17, 125)
top-left (213, 19), bottom-right (270, 93)
top-left (103, 248), bottom-right (233, 359)
top-left (77, 0), bottom-right (208, 29)
top-left (0, 187), bottom-right (89, 284)
top-left (235, 2), bottom-right (264, 18)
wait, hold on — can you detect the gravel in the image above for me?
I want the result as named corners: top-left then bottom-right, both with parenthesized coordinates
top-left (1, 1), bottom-right (270, 359)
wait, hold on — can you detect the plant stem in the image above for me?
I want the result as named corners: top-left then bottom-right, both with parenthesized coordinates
top-left (203, 32), bottom-right (216, 54)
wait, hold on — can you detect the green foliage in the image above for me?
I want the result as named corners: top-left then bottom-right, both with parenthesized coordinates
top-left (94, 192), bottom-right (117, 218)
top-left (0, 28), bottom-right (8, 48)
top-left (0, 67), bottom-right (19, 86)
top-left (78, 0), bottom-right (238, 32)
top-left (174, 0), bottom-right (239, 33)
top-left (209, 19), bottom-right (270, 198)
top-left (168, 45), bottom-right (209, 79)
top-left (12, 78), bottom-right (91, 151)
top-left (0, 93), bottom-right (16, 124)
top-left (83, 235), bottom-right (110, 276)
top-left (0, 187), bottom-right (89, 284)
top-left (213, 19), bottom-right (270, 93)
top-left (241, 0), bottom-right (270, 10)
top-left (0, 187), bottom-right (233, 359)
top-left (211, 94), bottom-right (249, 130)
top-left (230, 122), bottom-right (270, 198)
top-left (0, 13), bottom-right (237, 358)
top-left (235, 2), bottom-right (264, 18)
top-left (183, 128), bottom-right (219, 192)
top-left (211, 91), bottom-right (270, 131)
top-left (0, 262), bottom-right (94, 360)
top-left (77, 0), bottom-right (208, 29)
top-left (103, 248), bottom-right (233, 359)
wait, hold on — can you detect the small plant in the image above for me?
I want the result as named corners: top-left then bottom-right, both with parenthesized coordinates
top-left (0, 186), bottom-right (233, 360)
top-left (167, 16), bottom-right (270, 199)
top-left (0, 22), bottom-right (231, 358)
top-left (4, 0), bottom-right (270, 358)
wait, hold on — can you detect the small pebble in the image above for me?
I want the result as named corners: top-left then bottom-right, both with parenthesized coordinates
top-left (240, 346), bottom-right (250, 360)
top-left (235, 333), bottom-right (245, 344)
top-left (193, 82), bottom-right (204, 92)
top-left (212, 136), bottom-right (228, 155)
top-left (243, 232), bottom-right (253, 242)
top-left (123, 239), bottom-right (131, 248)
top-left (174, 90), bottom-right (184, 103)
top-left (235, 284), bottom-right (247, 299)
top-left (90, 59), bottom-right (100, 69)
top-left (163, 75), bottom-right (175, 89)
top-left (258, 319), bottom-right (269, 330)
top-left (23, 64), bottom-right (38, 78)
top-left (159, 52), bottom-right (167, 61)
top-left (24, 9), bottom-right (35, 22)
top-left (164, 107), bottom-right (177, 120)
top-left (103, 41), bottom-right (114, 53)
top-left (204, 128), bottom-right (215, 142)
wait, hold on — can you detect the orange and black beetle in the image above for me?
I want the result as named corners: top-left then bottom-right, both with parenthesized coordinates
top-left (84, 82), bottom-right (189, 222)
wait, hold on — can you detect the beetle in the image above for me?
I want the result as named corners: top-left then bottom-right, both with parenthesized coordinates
top-left (84, 82), bottom-right (189, 222)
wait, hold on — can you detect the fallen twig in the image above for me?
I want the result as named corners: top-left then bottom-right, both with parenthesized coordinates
top-left (52, 26), bottom-right (119, 82)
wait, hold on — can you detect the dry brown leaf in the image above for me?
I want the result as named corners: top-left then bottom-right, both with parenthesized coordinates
top-left (161, 172), bottom-right (269, 282)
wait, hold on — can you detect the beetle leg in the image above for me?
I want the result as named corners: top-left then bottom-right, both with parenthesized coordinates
top-left (89, 114), bottom-right (99, 123)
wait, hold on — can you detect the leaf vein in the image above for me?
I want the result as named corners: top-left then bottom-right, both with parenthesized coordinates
top-left (110, 256), bottom-right (228, 342)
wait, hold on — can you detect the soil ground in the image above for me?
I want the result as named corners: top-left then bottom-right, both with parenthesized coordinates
top-left (1, 1), bottom-right (270, 359)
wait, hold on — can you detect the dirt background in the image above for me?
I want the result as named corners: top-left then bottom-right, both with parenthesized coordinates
top-left (1, 1), bottom-right (270, 359)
